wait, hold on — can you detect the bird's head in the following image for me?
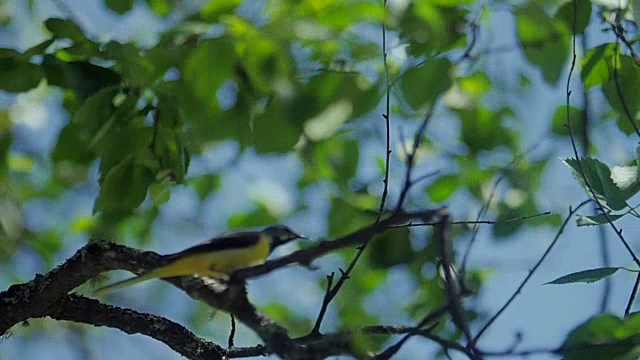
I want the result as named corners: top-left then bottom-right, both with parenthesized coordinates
top-left (263, 225), bottom-right (306, 251)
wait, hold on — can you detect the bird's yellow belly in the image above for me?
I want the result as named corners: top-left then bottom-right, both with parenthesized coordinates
top-left (159, 237), bottom-right (271, 278)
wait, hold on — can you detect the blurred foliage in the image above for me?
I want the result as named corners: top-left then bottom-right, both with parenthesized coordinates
top-left (562, 313), bottom-right (640, 360)
top-left (0, 0), bottom-right (639, 357)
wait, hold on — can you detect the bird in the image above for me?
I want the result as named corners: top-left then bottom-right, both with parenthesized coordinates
top-left (95, 225), bottom-right (305, 294)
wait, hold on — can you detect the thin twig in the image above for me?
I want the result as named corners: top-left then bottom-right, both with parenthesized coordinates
top-left (455, 21), bottom-right (480, 64)
top-left (579, 36), bottom-right (591, 155)
top-left (460, 138), bottom-right (545, 275)
top-left (228, 314), bottom-right (236, 348)
top-left (564, 0), bottom-right (640, 272)
top-left (611, 24), bottom-right (640, 65)
top-left (391, 211), bottom-right (552, 229)
top-left (610, 26), bottom-right (640, 138)
top-left (577, 27), bottom-right (613, 313)
top-left (232, 208), bottom-right (446, 281)
top-left (309, 273), bottom-right (335, 336)
top-left (309, 0), bottom-right (393, 334)
top-left (410, 170), bottom-right (440, 187)
top-left (375, 303), bottom-right (458, 359)
top-left (597, 212), bottom-right (611, 313)
top-left (624, 273), bottom-right (640, 316)
top-left (375, 323), bottom-right (439, 360)
top-left (473, 200), bottom-right (590, 343)
top-left (437, 214), bottom-right (477, 356)
top-left (376, 0), bottom-right (392, 223)
top-left (394, 105), bottom-right (436, 212)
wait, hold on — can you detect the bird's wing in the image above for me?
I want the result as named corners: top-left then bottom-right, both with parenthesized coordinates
top-left (164, 231), bottom-right (262, 260)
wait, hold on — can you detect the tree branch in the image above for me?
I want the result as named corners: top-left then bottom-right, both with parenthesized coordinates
top-left (473, 200), bottom-right (590, 343)
top-left (0, 209), bottom-right (446, 359)
top-left (232, 208), bottom-right (447, 281)
top-left (47, 294), bottom-right (225, 360)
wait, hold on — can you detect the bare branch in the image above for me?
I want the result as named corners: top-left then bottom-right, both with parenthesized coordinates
top-left (46, 294), bottom-right (225, 360)
top-left (460, 138), bottom-right (546, 276)
top-left (392, 211), bottom-right (552, 229)
top-left (564, 0), bottom-right (640, 273)
top-left (437, 214), bottom-right (473, 350)
top-left (394, 105), bottom-right (436, 212)
top-left (611, 24), bottom-right (640, 66)
top-left (228, 314), bottom-right (236, 348)
top-left (625, 273), bottom-right (640, 317)
top-left (473, 200), bottom-right (590, 343)
top-left (233, 208), bottom-right (446, 281)
top-left (309, 272), bottom-right (335, 336)
top-left (610, 27), bottom-right (640, 138)
top-left (375, 302), bottom-right (470, 359)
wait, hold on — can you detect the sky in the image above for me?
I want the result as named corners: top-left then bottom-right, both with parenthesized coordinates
top-left (1, 0), bottom-right (639, 359)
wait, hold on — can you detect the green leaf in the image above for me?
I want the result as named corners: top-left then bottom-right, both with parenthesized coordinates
top-left (305, 72), bottom-right (380, 120)
top-left (23, 39), bottom-right (55, 58)
top-left (106, 0), bottom-right (135, 14)
top-left (328, 197), bottom-right (375, 238)
top-left (602, 55), bottom-right (640, 117)
top-left (262, 302), bottom-right (311, 337)
top-left (72, 87), bottom-right (119, 144)
top-left (459, 106), bottom-right (515, 155)
top-left (201, 0), bottom-right (242, 21)
top-left (545, 267), bottom-right (620, 285)
top-left (149, 126), bottom-right (188, 182)
top-left (516, 4), bottom-right (569, 84)
top-left (98, 125), bottom-right (163, 185)
top-left (52, 123), bottom-right (95, 164)
top-left (301, 2), bottom-right (384, 31)
top-left (29, 230), bottom-right (62, 268)
top-left (581, 43), bottom-right (617, 89)
top-left (458, 71), bottom-right (491, 99)
top-left (368, 228), bottom-right (414, 269)
top-left (577, 212), bottom-right (626, 226)
top-left (617, 115), bottom-right (638, 136)
top-left (104, 41), bottom-right (158, 87)
top-left (149, 181), bottom-right (171, 206)
top-left (182, 38), bottom-right (235, 112)
top-left (94, 157), bottom-right (154, 212)
top-left (562, 314), bottom-right (640, 360)
top-left (228, 205), bottom-right (278, 230)
top-left (555, 0), bottom-right (592, 35)
top-left (225, 19), bottom-right (290, 96)
top-left (399, 3), bottom-right (467, 55)
top-left (300, 138), bottom-right (360, 186)
top-left (0, 130), bottom-right (11, 179)
top-left (42, 56), bottom-right (121, 98)
top-left (189, 174), bottom-right (221, 201)
top-left (350, 330), bottom-right (385, 359)
top-left (44, 18), bottom-right (86, 42)
top-left (427, 174), bottom-right (460, 202)
top-left (144, 0), bottom-right (172, 15)
top-left (551, 105), bottom-right (585, 143)
top-left (562, 157), bottom-right (630, 211)
top-left (253, 101), bottom-right (303, 153)
top-left (0, 57), bottom-right (43, 92)
top-left (400, 58), bottom-right (452, 109)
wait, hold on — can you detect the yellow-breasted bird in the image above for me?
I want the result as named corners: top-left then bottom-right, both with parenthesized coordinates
top-left (95, 225), bottom-right (305, 294)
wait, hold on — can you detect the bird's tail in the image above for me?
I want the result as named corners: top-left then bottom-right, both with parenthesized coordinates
top-left (94, 267), bottom-right (167, 295)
